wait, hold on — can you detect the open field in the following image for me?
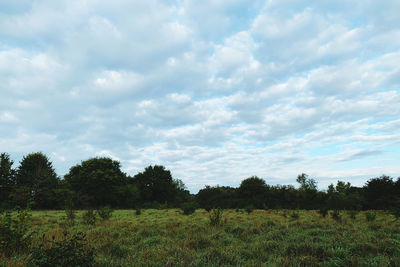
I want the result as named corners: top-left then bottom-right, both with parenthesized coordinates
top-left (2, 209), bottom-right (400, 266)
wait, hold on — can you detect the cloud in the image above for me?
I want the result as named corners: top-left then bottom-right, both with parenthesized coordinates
top-left (1, 0), bottom-right (399, 192)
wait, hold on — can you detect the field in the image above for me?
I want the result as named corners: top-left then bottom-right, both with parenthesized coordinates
top-left (2, 209), bottom-right (400, 266)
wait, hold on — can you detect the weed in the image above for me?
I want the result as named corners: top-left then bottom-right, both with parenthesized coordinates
top-left (135, 208), bottom-right (141, 215)
top-left (331, 210), bottom-right (341, 222)
top-left (245, 205), bottom-right (254, 214)
top-left (209, 209), bottom-right (224, 226)
top-left (82, 209), bottom-right (96, 226)
top-left (0, 207), bottom-right (32, 255)
top-left (348, 210), bottom-right (358, 220)
top-left (318, 208), bottom-right (329, 218)
top-left (97, 205), bottom-right (113, 220)
top-left (29, 232), bottom-right (95, 267)
top-left (290, 211), bottom-right (300, 220)
top-left (64, 198), bottom-right (76, 227)
top-left (365, 211), bottom-right (376, 222)
top-left (181, 202), bottom-right (197, 215)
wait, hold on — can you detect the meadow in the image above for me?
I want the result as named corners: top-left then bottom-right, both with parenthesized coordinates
top-left (2, 209), bottom-right (400, 266)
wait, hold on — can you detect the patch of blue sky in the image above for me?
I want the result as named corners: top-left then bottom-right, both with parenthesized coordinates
top-left (307, 144), bottom-right (343, 157)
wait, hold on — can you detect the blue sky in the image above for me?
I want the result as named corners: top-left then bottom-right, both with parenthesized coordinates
top-left (1, 0), bottom-right (400, 192)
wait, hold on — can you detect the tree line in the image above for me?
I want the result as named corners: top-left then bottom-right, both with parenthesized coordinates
top-left (1, 152), bottom-right (399, 210)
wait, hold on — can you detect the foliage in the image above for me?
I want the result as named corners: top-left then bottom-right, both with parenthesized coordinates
top-left (181, 202), bottom-right (197, 215)
top-left (331, 210), bottom-right (341, 222)
top-left (64, 157), bottom-right (130, 208)
top-left (135, 208), bottom-right (141, 215)
top-left (0, 207), bottom-right (32, 255)
top-left (365, 211), bottom-right (376, 222)
top-left (290, 211), bottom-right (300, 220)
top-left (14, 152), bottom-right (59, 209)
top-left (348, 210), bottom-right (358, 220)
top-left (245, 205), bottom-right (254, 214)
top-left (82, 210), bottom-right (96, 226)
top-left (29, 232), bottom-right (95, 267)
top-left (97, 205), bottom-right (113, 220)
top-left (0, 153), bottom-right (15, 208)
top-left (318, 208), bottom-right (329, 217)
top-left (209, 209), bottom-right (224, 226)
top-left (62, 198), bottom-right (76, 227)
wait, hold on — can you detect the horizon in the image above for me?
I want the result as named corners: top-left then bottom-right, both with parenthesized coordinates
top-left (1, 1), bottom-right (400, 193)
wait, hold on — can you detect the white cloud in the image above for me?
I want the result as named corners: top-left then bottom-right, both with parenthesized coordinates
top-left (1, 0), bottom-right (399, 192)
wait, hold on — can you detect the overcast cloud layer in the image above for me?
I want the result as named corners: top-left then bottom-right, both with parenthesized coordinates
top-left (1, 0), bottom-right (400, 192)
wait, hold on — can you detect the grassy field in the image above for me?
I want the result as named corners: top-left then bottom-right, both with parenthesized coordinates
top-left (2, 209), bottom-right (400, 266)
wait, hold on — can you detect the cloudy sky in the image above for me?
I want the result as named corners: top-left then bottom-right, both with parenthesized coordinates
top-left (1, 0), bottom-right (400, 192)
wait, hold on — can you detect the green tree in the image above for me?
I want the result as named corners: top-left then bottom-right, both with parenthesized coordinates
top-left (296, 173), bottom-right (318, 209)
top-left (364, 175), bottom-right (396, 209)
top-left (133, 165), bottom-right (183, 205)
top-left (0, 153), bottom-right (15, 208)
top-left (64, 157), bottom-right (131, 208)
top-left (14, 152), bottom-right (59, 209)
top-left (238, 176), bottom-right (268, 208)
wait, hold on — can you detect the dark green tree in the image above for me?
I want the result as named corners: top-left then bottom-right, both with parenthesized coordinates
top-left (296, 173), bottom-right (318, 209)
top-left (0, 153), bottom-right (15, 208)
top-left (133, 165), bottom-right (188, 206)
top-left (14, 152), bottom-right (59, 209)
top-left (64, 157), bottom-right (132, 208)
top-left (364, 175), bottom-right (396, 209)
top-left (238, 176), bottom-right (268, 208)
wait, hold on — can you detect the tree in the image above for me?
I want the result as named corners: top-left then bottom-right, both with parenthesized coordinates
top-left (133, 165), bottom-right (184, 205)
top-left (0, 153), bottom-right (15, 208)
top-left (296, 173), bottom-right (318, 209)
top-left (364, 175), bottom-right (396, 209)
top-left (14, 152), bottom-right (59, 209)
top-left (238, 176), bottom-right (268, 208)
top-left (64, 157), bottom-right (131, 208)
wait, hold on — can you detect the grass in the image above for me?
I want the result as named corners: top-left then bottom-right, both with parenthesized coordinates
top-left (2, 209), bottom-right (400, 266)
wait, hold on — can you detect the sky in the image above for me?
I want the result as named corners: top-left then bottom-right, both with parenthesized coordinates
top-left (1, 0), bottom-right (400, 193)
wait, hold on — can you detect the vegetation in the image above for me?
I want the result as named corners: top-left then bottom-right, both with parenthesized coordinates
top-left (1, 151), bottom-right (400, 265)
top-left (0, 209), bottom-right (398, 266)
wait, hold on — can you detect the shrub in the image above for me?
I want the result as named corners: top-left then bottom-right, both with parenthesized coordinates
top-left (0, 207), bottom-right (32, 255)
top-left (391, 208), bottom-right (400, 220)
top-left (209, 209), bottom-right (224, 227)
top-left (181, 202), bottom-right (197, 215)
top-left (135, 208), bottom-right (141, 216)
top-left (64, 199), bottom-right (76, 227)
top-left (290, 211), bottom-right (300, 220)
top-left (318, 208), bottom-right (329, 217)
top-left (97, 205), bottom-right (113, 220)
top-left (82, 209), bottom-right (96, 226)
top-left (348, 210), bottom-right (358, 220)
top-left (365, 211), bottom-right (376, 222)
top-left (245, 205), bottom-right (254, 214)
top-left (29, 232), bottom-right (95, 267)
top-left (331, 210), bottom-right (341, 222)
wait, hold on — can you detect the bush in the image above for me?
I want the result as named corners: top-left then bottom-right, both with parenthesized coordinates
top-left (0, 207), bottom-right (32, 255)
top-left (135, 208), bottom-right (141, 216)
top-left (82, 209), bottom-right (96, 226)
top-left (318, 208), bottom-right (329, 217)
top-left (97, 206), bottom-right (113, 220)
top-left (391, 208), bottom-right (400, 220)
top-left (181, 202), bottom-right (197, 215)
top-left (290, 211), bottom-right (300, 220)
top-left (348, 210), bottom-right (358, 220)
top-left (365, 211), bottom-right (376, 222)
top-left (29, 232), bottom-right (95, 267)
top-left (245, 205), bottom-right (254, 214)
top-left (331, 210), bottom-right (341, 222)
top-left (209, 209), bottom-right (224, 227)
top-left (64, 199), bottom-right (76, 227)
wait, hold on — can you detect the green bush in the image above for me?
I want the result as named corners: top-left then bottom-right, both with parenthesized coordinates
top-left (97, 205), bottom-right (113, 220)
top-left (181, 202), bottom-right (197, 215)
top-left (64, 199), bottom-right (76, 227)
top-left (245, 205), bottom-right (254, 214)
top-left (135, 208), bottom-right (141, 216)
top-left (365, 211), bottom-right (376, 222)
top-left (331, 210), bottom-right (341, 222)
top-left (82, 209), bottom-right (96, 226)
top-left (348, 210), bottom-right (358, 220)
top-left (318, 208), bottom-right (329, 217)
top-left (0, 207), bottom-right (32, 256)
top-left (29, 232), bottom-right (95, 267)
top-left (290, 211), bottom-right (300, 220)
top-left (391, 207), bottom-right (400, 220)
top-left (209, 209), bottom-right (224, 227)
